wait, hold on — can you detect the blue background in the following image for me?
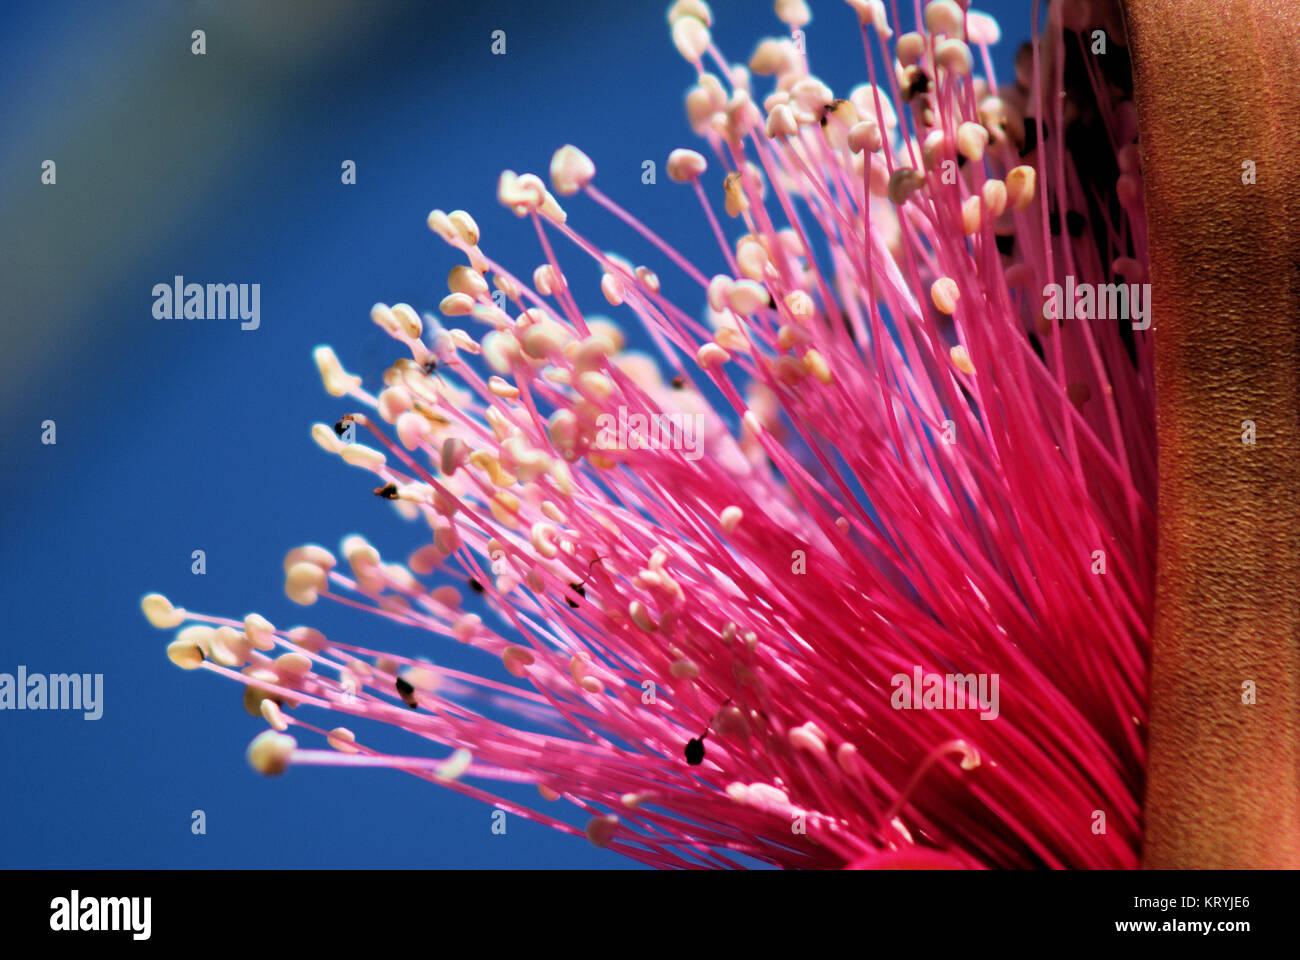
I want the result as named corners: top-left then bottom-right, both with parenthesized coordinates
top-left (0, 0), bottom-right (1020, 868)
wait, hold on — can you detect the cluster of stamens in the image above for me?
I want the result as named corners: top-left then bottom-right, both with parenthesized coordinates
top-left (147, 0), bottom-right (1153, 869)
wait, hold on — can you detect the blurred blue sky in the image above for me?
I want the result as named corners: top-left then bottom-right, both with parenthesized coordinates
top-left (0, 0), bottom-right (1022, 868)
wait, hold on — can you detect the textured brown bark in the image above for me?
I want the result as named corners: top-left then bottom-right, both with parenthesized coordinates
top-left (1123, 0), bottom-right (1300, 867)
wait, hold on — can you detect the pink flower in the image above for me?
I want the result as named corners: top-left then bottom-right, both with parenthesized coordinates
top-left (144, 0), bottom-right (1156, 868)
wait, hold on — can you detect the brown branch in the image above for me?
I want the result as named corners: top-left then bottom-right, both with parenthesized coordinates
top-left (1123, 0), bottom-right (1300, 868)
